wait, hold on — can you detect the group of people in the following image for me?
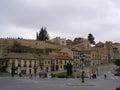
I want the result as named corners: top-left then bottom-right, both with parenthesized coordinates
top-left (38, 73), bottom-right (55, 78)
top-left (89, 73), bottom-right (97, 79)
top-left (11, 72), bottom-right (55, 79)
top-left (89, 73), bottom-right (107, 79)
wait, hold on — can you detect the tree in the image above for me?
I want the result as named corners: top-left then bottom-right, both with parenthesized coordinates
top-left (88, 33), bottom-right (95, 45)
top-left (43, 27), bottom-right (49, 40)
top-left (114, 59), bottom-right (120, 66)
top-left (66, 62), bottom-right (72, 76)
top-left (36, 27), bottom-right (49, 41)
top-left (73, 37), bottom-right (82, 41)
top-left (36, 32), bottom-right (39, 40)
top-left (39, 27), bottom-right (44, 41)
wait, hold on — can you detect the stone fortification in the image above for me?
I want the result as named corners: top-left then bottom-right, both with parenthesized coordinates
top-left (0, 38), bottom-right (69, 50)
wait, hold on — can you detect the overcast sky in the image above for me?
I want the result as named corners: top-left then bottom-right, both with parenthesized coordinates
top-left (0, 0), bottom-right (120, 43)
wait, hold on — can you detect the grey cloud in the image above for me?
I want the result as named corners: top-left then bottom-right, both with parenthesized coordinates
top-left (0, 0), bottom-right (120, 42)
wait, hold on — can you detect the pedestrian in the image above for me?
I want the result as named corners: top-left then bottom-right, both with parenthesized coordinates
top-left (51, 73), bottom-right (53, 78)
top-left (19, 72), bottom-right (22, 77)
top-left (66, 75), bottom-right (67, 80)
top-left (39, 73), bottom-right (41, 78)
top-left (104, 74), bottom-right (107, 79)
top-left (30, 74), bottom-right (33, 79)
top-left (89, 73), bottom-right (92, 79)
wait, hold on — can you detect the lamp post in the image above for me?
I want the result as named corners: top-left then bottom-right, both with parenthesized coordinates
top-left (80, 53), bottom-right (85, 83)
top-left (34, 65), bottom-right (37, 77)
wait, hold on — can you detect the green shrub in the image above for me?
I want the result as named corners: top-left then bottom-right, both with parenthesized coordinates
top-left (54, 72), bottom-right (88, 78)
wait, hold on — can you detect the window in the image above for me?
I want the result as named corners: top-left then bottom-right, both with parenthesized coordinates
top-left (45, 61), bottom-right (47, 64)
top-left (24, 61), bottom-right (27, 67)
top-left (29, 61), bottom-right (32, 67)
top-left (60, 65), bottom-right (62, 69)
top-left (60, 60), bottom-right (62, 64)
top-left (56, 60), bottom-right (58, 64)
top-left (18, 60), bottom-right (21, 67)
top-left (62, 41), bottom-right (64, 44)
top-left (48, 61), bottom-right (50, 64)
top-left (2, 61), bottom-right (4, 64)
top-left (65, 60), bottom-right (66, 64)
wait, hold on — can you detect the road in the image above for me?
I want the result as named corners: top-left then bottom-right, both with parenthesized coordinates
top-left (0, 75), bottom-right (119, 90)
top-left (0, 63), bottom-right (119, 90)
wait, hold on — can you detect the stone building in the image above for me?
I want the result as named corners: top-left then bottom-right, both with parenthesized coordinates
top-left (50, 37), bottom-right (66, 45)
top-left (1, 38), bottom-right (120, 76)
top-left (61, 48), bottom-right (82, 71)
top-left (49, 51), bottom-right (73, 71)
top-left (1, 53), bottom-right (39, 75)
top-left (72, 38), bottom-right (91, 50)
top-left (38, 55), bottom-right (55, 73)
top-left (0, 52), bottom-right (72, 75)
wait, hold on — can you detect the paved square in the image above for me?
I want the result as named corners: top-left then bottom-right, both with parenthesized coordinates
top-left (0, 77), bottom-right (119, 90)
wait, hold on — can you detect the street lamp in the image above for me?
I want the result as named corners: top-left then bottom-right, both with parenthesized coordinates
top-left (34, 65), bottom-right (37, 77)
top-left (80, 53), bottom-right (85, 83)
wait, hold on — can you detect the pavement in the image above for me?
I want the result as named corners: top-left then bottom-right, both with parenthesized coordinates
top-left (0, 63), bottom-right (119, 90)
top-left (66, 82), bottom-right (96, 86)
top-left (0, 76), bottom-right (120, 90)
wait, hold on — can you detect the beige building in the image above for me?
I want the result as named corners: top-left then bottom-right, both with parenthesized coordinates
top-left (3, 53), bottom-right (39, 75)
top-left (61, 48), bottom-right (92, 67)
top-left (49, 51), bottom-right (73, 71)
top-left (38, 55), bottom-right (55, 73)
top-left (72, 38), bottom-right (91, 50)
top-left (0, 52), bottom-right (72, 75)
top-left (50, 37), bottom-right (66, 45)
top-left (94, 41), bottom-right (120, 64)
top-left (61, 48), bottom-right (87, 71)
top-left (1, 38), bottom-right (120, 77)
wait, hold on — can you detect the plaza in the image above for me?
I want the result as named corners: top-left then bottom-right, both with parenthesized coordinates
top-left (0, 63), bottom-right (119, 90)
top-left (0, 74), bottom-right (119, 90)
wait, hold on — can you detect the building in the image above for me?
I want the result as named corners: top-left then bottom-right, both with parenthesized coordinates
top-left (61, 48), bottom-right (81, 71)
top-left (50, 37), bottom-right (66, 45)
top-left (66, 39), bottom-right (72, 45)
top-left (49, 51), bottom-right (73, 71)
top-left (0, 52), bottom-right (72, 75)
top-left (0, 53), bottom-right (39, 75)
top-left (38, 55), bottom-right (55, 73)
top-left (72, 38), bottom-right (91, 50)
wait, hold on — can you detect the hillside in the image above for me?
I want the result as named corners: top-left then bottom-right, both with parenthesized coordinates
top-left (0, 38), bottom-right (70, 56)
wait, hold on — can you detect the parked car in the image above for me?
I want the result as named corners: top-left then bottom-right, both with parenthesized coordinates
top-left (114, 73), bottom-right (120, 76)
top-left (116, 86), bottom-right (120, 90)
top-left (111, 68), bottom-right (120, 76)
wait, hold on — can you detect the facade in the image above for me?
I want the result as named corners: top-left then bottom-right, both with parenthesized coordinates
top-left (49, 51), bottom-right (73, 71)
top-left (66, 39), bottom-right (72, 45)
top-left (94, 41), bottom-right (120, 64)
top-left (0, 52), bottom-right (72, 75)
top-left (71, 48), bottom-right (81, 70)
top-left (0, 58), bottom-right (7, 72)
top-left (93, 42), bottom-right (109, 64)
top-left (2, 53), bottom-right (39, 75)
top-left (81, 50), bottom-right (91, 67)
top-left (112, 43), bottom-right (120, 59)
top-left (0, 38), bottom-right (120, 77)
top-left (72, 38), bottom-right (91, 50)
top-left (61, 48), bottom-right (82, 71)
top-left (38, 55), bottom-right (55, 73)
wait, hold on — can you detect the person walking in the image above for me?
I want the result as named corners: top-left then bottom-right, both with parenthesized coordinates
top-left (66, 75), bottom-right (67, 80)
top-left (104, 74), bottom-right (107, 79)
top-left (19, 72), bottom-right (22, 78)
top-left (39, 73), bottom-right (41, 78)
top-left (30, 74), bottom-right (33, 79)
